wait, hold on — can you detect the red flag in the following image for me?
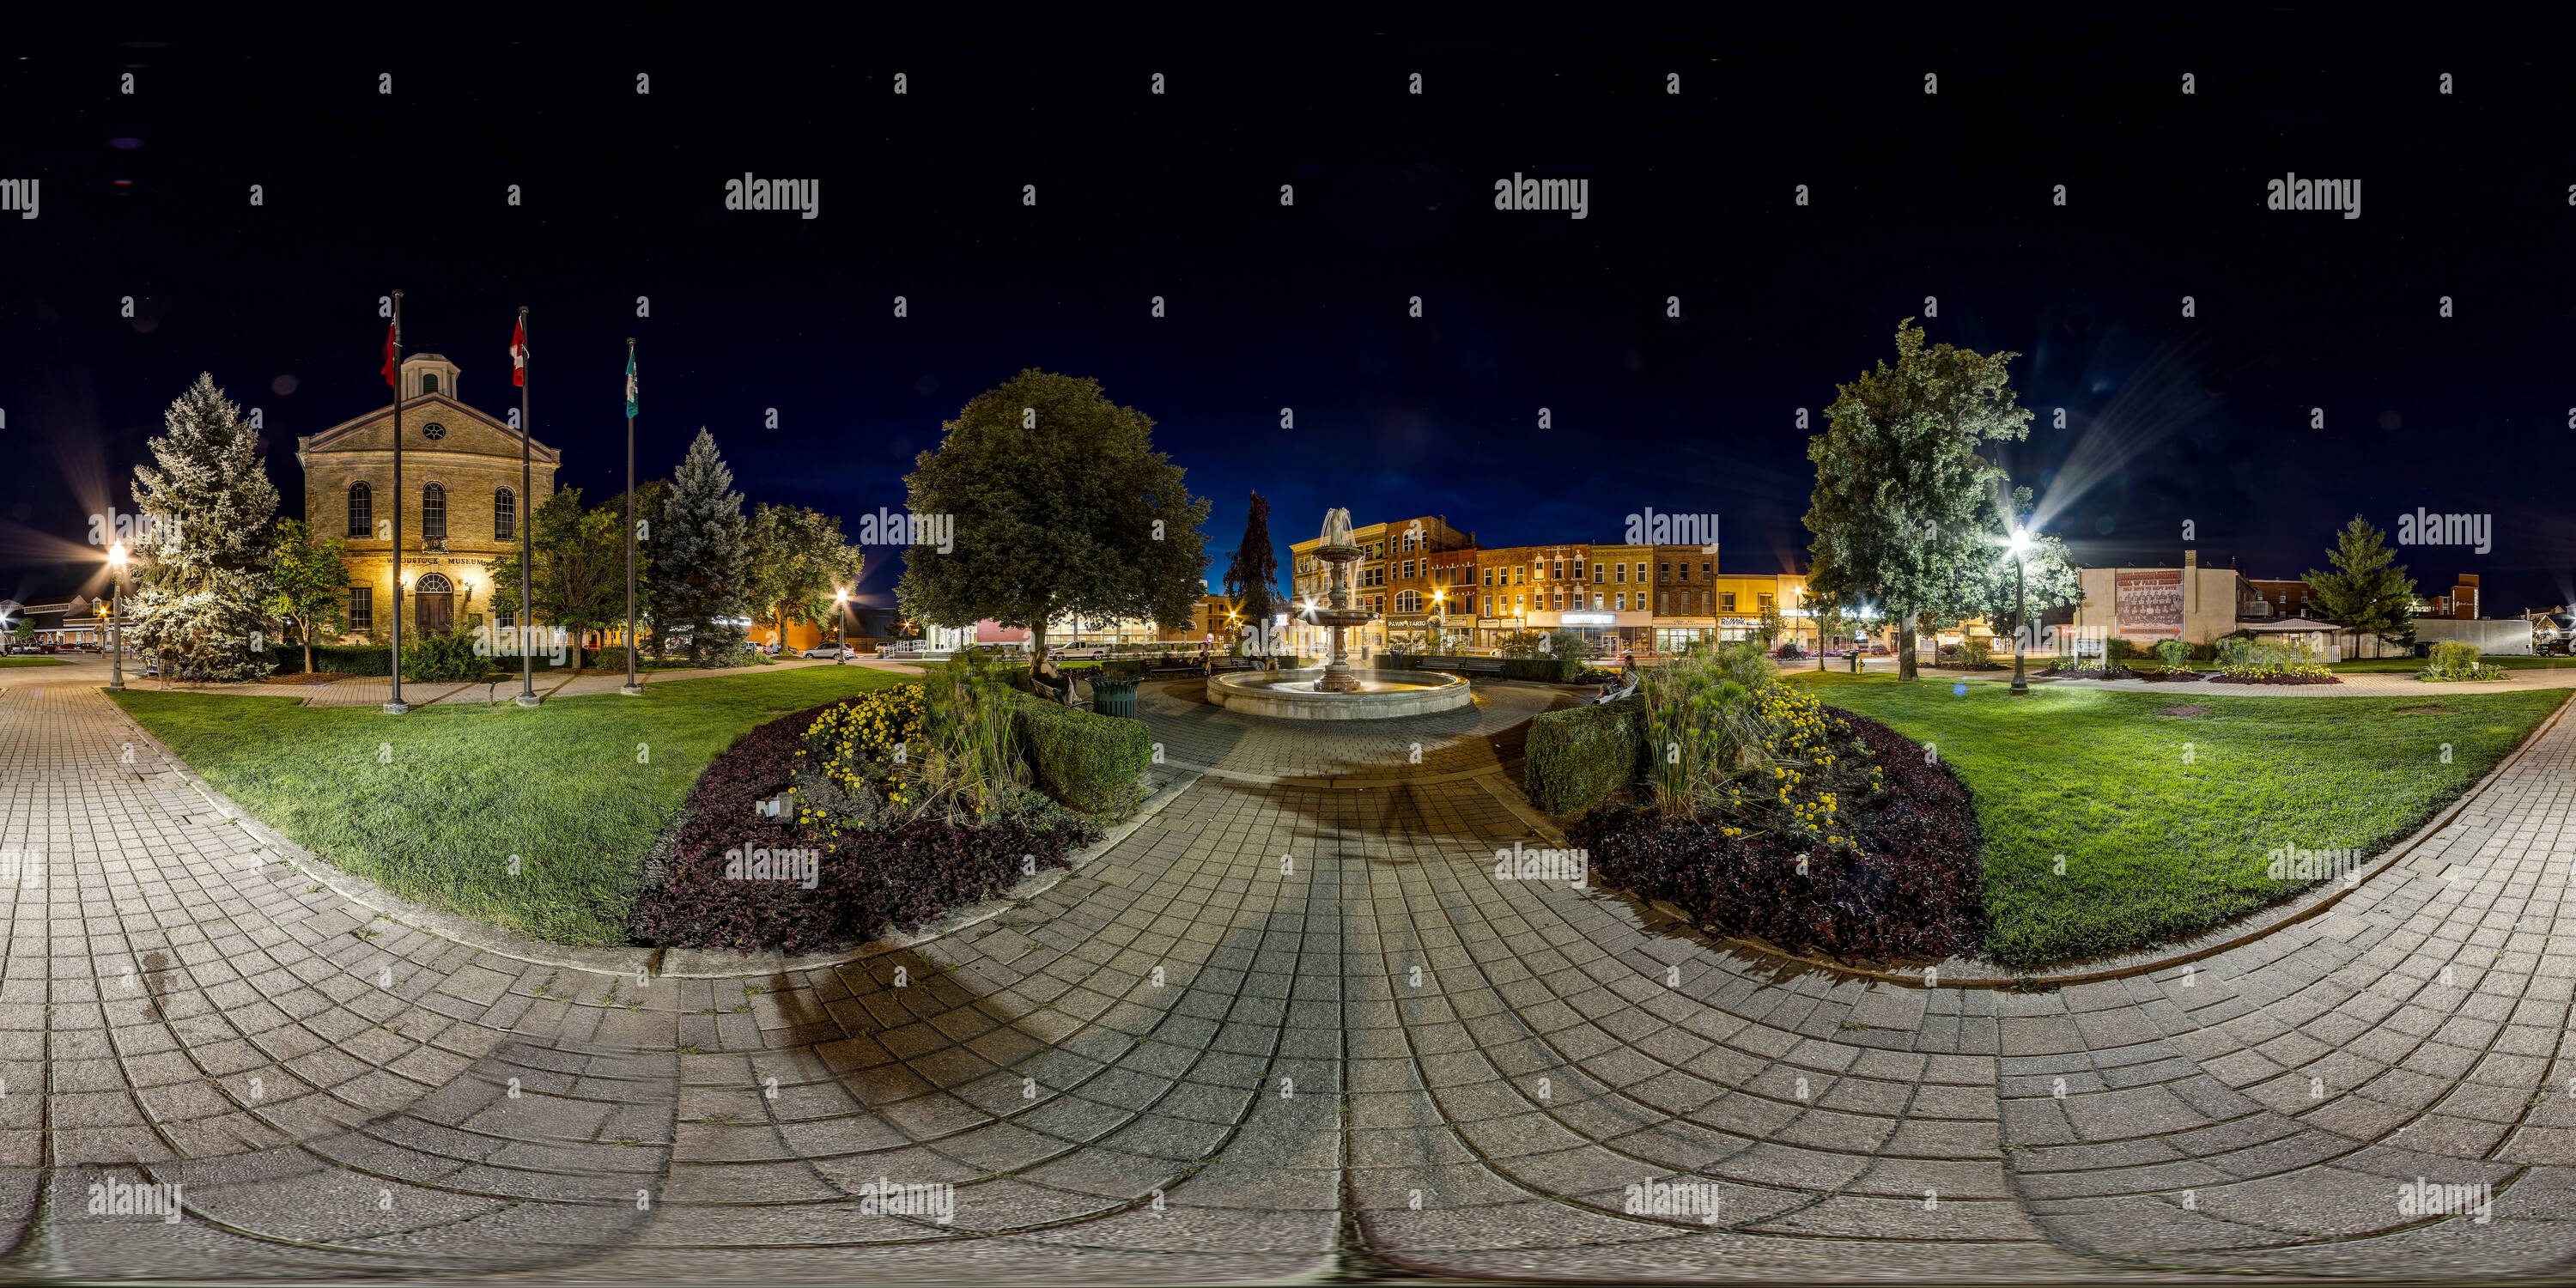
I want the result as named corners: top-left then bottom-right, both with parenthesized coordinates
top-left (381, 323), bottom-right (398, 389)
top-left (509, 318), bottom-right (527, 387)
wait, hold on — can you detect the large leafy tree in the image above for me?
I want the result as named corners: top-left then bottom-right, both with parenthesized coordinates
top-left (2305, 514), bottom-right (2418, 647)
top-left (612, 477), bottom-right (672, 658)
top-left (898, 369), bottom-right (1211, 662)
top-left (265, 517), bottom-right (347, 673)
top-left (656, 428), bottom-right (751, 664)
top-left (126, 374), bottom-right (279, 683)
top-left (1803, 320), bottom-right (2033, 681)
top-left (489, 488), bottom-right (628, 671)
top-left (745, 502), bottom-right (863, 648)
top-left (1222, 490), bottom-right (1282, 643)
top-left (1966, 486), bottom-right (2082, 653)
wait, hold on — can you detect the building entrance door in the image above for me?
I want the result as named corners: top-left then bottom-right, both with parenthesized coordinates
top-left (415, 572), bottom-right (454, 635)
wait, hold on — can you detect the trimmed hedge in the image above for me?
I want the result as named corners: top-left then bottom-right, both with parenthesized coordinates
top-left (1523, 692), bottom-right (1646, 816)
top-left (267, 643), bottom-right (396, 676)
top-left (1012, 692), bottom-right (1153, 813)
top-left (1571, 712), bottom-right (1984, 961)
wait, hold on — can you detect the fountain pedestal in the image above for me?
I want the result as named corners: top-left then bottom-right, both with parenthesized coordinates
top-left (1310, 542), bottom-right (1372, 693)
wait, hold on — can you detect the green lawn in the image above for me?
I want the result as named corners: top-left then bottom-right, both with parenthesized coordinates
top-left (110, 666), bottom-right (918, 948)
top-left (2330, 654), bottom-right (2576, 673)
top-left (1783, 671), bottom-right (2567, 966)
top-left (0, 657), bottom-right (70, 668)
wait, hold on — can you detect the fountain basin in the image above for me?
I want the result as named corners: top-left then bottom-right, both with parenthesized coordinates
top-left (1206, 667), bottom-right (1473, 720)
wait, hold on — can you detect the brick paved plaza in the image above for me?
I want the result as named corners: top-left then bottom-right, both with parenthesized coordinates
top-left (3, 658), bottom-right (2573, 1283)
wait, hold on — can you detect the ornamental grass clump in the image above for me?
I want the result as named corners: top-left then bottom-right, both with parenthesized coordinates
top-left (2421, 640), bottom-right (2509, 682)
top-left (1637, 642), bottom-right (1884, 854)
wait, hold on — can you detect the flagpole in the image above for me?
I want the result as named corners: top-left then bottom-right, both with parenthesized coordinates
top-left (516, 307), bottom-right (538, 707)
top-left (383, 290), bottom-right (410, 715)
top-left (621, 337), bottom-right (642, 696)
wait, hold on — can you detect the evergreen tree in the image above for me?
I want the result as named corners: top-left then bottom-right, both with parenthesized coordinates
top-left (265, 517), bottom-right (348, 674)
top-left (2306, 515), bottom-right (2418, 647)
top-left (126, 374), bottom-right (278, 683)
top-left (657, 428), bottom-right (750, 664)
top-left (1222, 490), bottom-right (1282, 647)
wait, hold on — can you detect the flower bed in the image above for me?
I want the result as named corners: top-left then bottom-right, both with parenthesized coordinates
top-left (629, 679), bottom-right (1107, 954)
top-left (1571, 711), bottom-right (1983, 960)
top-left (2209, 665), bottom-right (2340, 685)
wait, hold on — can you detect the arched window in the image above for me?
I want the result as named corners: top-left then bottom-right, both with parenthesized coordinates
top-left (415, 572), bottom-right (453, 594)
top-left (422, 483), bottom-right (447, 541)
top-left (494, 487), bottom-right (516, 540)
top-left (347, 482), bottom-right (372, 538)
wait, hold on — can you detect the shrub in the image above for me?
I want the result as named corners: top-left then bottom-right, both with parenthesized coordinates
top-left (1011, 693), bottom-right (1152, 815)
top-left (400, 632), bottom-right (486, 682)
top-left (2105, 637), bottom-right (2140, 662)
top-left (1959, 639), bottom-right (1993, 667)
top-left (1572, 712), bottom-right (1983, 960)
top-left (1497, 630), bottom-right (1547, 659)
top-left (1501, 655), bottom-right (1577, 683)
top-left (2154, 639), bottom-right (2190, 666)
top-left (1523, 693), bottom-right (1646, 816)
top-left (1636, 643), bottom-right (1884, 857)
top-left (2216, 636), bottom-right (2254, 668)
top-left (2421, 640), bottom-right (2508, 682)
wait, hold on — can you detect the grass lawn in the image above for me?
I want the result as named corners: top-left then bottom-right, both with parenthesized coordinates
top-left (2330, 655), bottom-right (2576, 673)
top-left (0, 657), bottom-right (70, 667)
top-left (110, 666), bottom-right (918, 948)
top-left (1783, 671), bottom-right (2568, 966)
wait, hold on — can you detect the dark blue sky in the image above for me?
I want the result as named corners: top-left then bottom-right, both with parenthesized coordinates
top-left (5, 12), bottom-right (2571, 616)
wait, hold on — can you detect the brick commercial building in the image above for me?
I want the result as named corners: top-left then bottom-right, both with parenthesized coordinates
top-left (1288, 516), bottom-right (1810, 655)
top-left (1289, 514), bottom-right (1473, 659)
top-left (296, 353), bottom-right (561, 642)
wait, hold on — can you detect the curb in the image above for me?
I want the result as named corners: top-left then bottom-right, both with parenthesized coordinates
top-left (1646, 687), bottom-right (2576, 990)
top-left (108, 693), bottom-right (1204, 981)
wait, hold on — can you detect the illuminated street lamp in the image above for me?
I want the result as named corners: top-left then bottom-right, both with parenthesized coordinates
top-left (2008, 526), bottom-right (2032, 696)
top-left (106, 542), bottom-right (128, 692)
top-left (833, 586), bottom-right (848, 664)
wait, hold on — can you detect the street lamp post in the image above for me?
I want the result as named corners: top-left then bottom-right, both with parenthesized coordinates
top-left (833, 587), bottom-right (847, 664)
top-left (2008, 526), bottom-right (2032, 696)
top-left (107, 543), bottom-right (127, 692)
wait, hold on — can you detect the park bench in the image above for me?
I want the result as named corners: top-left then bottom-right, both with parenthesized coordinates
top-left (1421, 655), bottom-right (1506, 677)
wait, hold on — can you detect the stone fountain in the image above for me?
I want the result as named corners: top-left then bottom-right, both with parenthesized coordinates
top-left (1309, 507), bottom-right (1375, 692)
top-left (1203, 507), bottom-right (1473, 720)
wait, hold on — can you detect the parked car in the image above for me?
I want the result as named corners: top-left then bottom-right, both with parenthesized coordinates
top-left (1053, 645), bottom-right (1109, 660)
top-left (800, 644), bottom-right (857, 660)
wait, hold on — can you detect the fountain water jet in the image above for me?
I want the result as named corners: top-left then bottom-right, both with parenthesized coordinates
top-left (1202, 507), bottom-right (1473, 720)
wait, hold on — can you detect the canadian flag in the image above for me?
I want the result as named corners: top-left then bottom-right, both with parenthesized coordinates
top-left (509, 318), bottom-right (527, 387)
top-left (381, 323), bottom-right (398, 389)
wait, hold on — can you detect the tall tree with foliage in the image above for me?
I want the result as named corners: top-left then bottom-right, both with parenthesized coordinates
top-left (2305, 515), bottom-right (2418, 647)
top-left (265, 517), bottom-right (347, 673)
top-left (489, 488), bottom-right (628, 671)
top-left (613, 477), bottom-right (673, 658)
top-left (1967, 486), bottom-right (2082, 654)
top-left (1222, 490), bottom-right (1282, 646)
top-left (125, 374), bottom-right (279, 683)
top-left (1802, 320), bottom-right (2033, 681)
top-left (656, 428), bottom-right (751, 664)
top-left (898, 369), bottom-right (1211, 662)
top-left (745, 502), bottom-right (863, 649)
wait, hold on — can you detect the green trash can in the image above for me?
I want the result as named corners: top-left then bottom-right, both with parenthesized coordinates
top-left (1087, 674), bottom-right (1139, 720)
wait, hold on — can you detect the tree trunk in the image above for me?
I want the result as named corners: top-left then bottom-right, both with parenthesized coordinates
top-left (303, 630), bottom-right (314, 677)
top-left (1897, 619), bottom-right (1919, 682)
top-left (1030, 617), bottom-right (1048, 667)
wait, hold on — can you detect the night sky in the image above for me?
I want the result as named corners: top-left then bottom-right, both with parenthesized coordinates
top-left (4, 12), bottom-right (2571, 617)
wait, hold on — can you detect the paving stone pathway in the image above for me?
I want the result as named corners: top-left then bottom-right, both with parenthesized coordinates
top-left (2, 660), bottom-right (2571, 1283)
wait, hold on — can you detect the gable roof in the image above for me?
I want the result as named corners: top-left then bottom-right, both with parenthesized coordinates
top-left (301, 393), bottom-right (559, 462)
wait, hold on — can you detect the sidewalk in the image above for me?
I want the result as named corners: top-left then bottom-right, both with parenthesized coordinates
top-left (72, 653), bottom-right (927, 707)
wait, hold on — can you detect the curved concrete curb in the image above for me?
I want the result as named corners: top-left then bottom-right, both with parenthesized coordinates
top-left (108, 697), bottom-right (1202, 981)
top-left (1638, 687), bottom-right (2576, 990)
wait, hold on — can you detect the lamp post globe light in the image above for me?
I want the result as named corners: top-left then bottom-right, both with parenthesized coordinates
top-left (834, 587), bottom-right (848, 663)
top-left (2008, 526), bottom-right (2032, 696)
top-left (106, 542), bottom-right (127, 692)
